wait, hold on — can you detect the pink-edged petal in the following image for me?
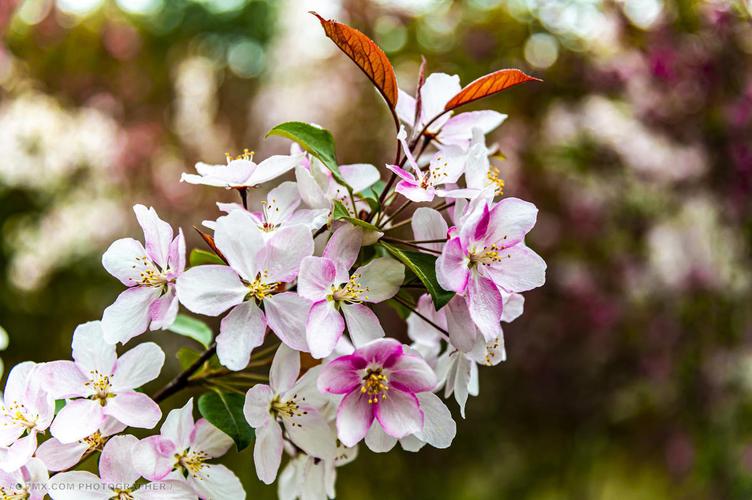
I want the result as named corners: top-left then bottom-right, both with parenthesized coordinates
top-left (247, 154), bottom-right (299, 185)
top-left (111, 342), bottom-right (165, 392)
top-left (269, 344), bottom-right (300, 394)
top-left (148, 286), bottom-right (179, 331)
top-left (336, 390), bottom-right (374, 447)
top-left (482, 244), bottom-right (547, 293)
top-left (466, 273), bottom-right (503, 341)
top-left (2, 362), bottom-right (35, 405)
top-left (354, 257), bottom-right (404, 303)
top-left (411, 208), bottom-right (448, 252)
top-left (175, 265), bottom-right (247, 316)
top-left (445, 295), bottom-right (478, 353)
top-left (385, 164), bottom-right (416, 183)
top-left (35, 438), bottom-right (88, 472)
top-left (306, 300), bottom-right (345, 359)
top-left (71, 321), bottom-right (116, 375)
top-left (257, 225), bottom-right (314, 283)
top-left (340, 163), bottom-right (380, 193)
top-left (439, 110), bottom-right (507, 145)
top-left (317, 356), bottom-right (364, 394)
top-left (254, 421), bottom-right (284, 484)
top-left (134, 435), bottom-right (175, 481)
top-left (0, 433), bottom-right (37, 472)
top-left (191, 418), bottom-right (233, 458)
top-left (101, 238), bottom-right (149, 286)
top-left (133, 204), bottom-right (173, 270)
top-left (485, 197), bottom-right (539, 247)
top-left (373, 388), bottom-right (423, 439)
top-left (414, 392), bottom-right (456, 448)
top-left (263, 292), bottom-right (311, 352)
top-left (323, 224), bottom-right (363, 280)
top-left (395, 181), bottom-right (434, 203)
top-left (436, 237), bottom-right (470, 293)
top-left (297, 257), bottom-right (338, 301)
top-left (341, 304), bottom-right (385, 347)
top-left (243, 384), bottom-right (274, 428)
top-left (389, 353), bottom-right (436, 393)
top-left (217, 301), bottom-right (267, 371)
top-left (159, 398), bottom-right (194, 451)
top-left (214, 210), bottom-right (264, 281)
top-left (104, 392), bottom-right (161, 429)
top-left (50, 399), bottom-right (104, 444)
top-left (356, 338), bottom-right (403, 366)
top-left (168, 228), bottom-right (186, 274)
top-left (37, 361), bottom-right (87, 399)
top-left (99, 435), bottom-right (140, 486)
top-left (101, 286), bottom-right (162, 344)
top-left (47, 471), bottom-right (110, 500)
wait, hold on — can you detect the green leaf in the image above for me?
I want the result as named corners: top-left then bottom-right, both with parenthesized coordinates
top-left (266, 122), bottom-right (351, 191)
top-left (378, 241), bottom-right (454, 310)
top-left (176, 347), bottom-right (201, 370)
top-left (198, 391), bottom-right (254, 451)
top-left (54, 399), bottom-right (66, 414)
top-left (332, 200), bottom-right (381, 233)
top-left (387, 290), bottom-right (415, 320)
top-left (189, 248), bottom-right (224, 266)
top-left (168, 314), bottom-right (213, 348)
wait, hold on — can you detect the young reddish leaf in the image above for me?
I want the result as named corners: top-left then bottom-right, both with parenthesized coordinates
top-left (311, 12), bottom-right (399, 121)
top-left (444, 69), bottom-right (541, 112)
top-left (193, 226), bottom-right (228, 264)
top-left (413, 56), bottom-right (427, 129)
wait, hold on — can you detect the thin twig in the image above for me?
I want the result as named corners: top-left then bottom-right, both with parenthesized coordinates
top-left (153, 341), bottom-right (217, 403)
top-left (392, 295), bottom-right (451, 342)
top-left (379, 199), bottom-right (412, 229)
top-left (382, 237), bottom-right (441, 255)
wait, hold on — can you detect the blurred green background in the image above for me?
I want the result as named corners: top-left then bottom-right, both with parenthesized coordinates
top-left (2, 0), bottom-right (752, 498)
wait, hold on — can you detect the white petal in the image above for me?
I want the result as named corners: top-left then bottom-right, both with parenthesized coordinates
top-left (355, 257), bottom-right (404, 303)
top-left (214, 210), bottom-right (264, 281)
top-left (247, 154), bottom-right (299, 185)
top-left (104, 392), bottom-right (161, 429)
top-left (254, 422), bottom-right (284, 484)
top-left (191, 418), bottom-right (233, 459)
top-left (35, 438), bottom-right (88, 472)
top-left (159, 398), bottom-right (194, 451)
top-left (99, 435), bottom-right (141, 486)
top-left (101, 287), bottom-right (161, 344)
top-left (263, 292), bottom-right (311, 352)
top-left (270, 344), bottom-right (300, 394)
top-left (175, 265), bottom-right (247, 317)
top-left (71, 321), bottom-right (116, 374)
top-left (101, 238), bottom-right (149, 286)
top-left (190, 463), bottom-right (245, 500)
top-left (133, 204), bottom-right (173, 270)
top-left (414, 392), bottom-right (455, 448)
top-left (47, 471), bottom-right (110, 500)
top-left (216, 302), bottom-right (267, 371)
top-left (243, 384), bottom-right (273, 429)
top-left (364, 422), bottom-right (398, 453)
top-left (50, 399), bottom-right (104, 444)
top-left (411, 207), bottom-right (448, 252)
top-left (111, 342), bottom-right (165, 392)
top-left (341, 304), bottom-right (385, 347)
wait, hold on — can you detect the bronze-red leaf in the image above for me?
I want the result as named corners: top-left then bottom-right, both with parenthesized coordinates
top-left (311, 12), bottom-right (399, 115)
top-left (444, 69), bottom-right (541, 112)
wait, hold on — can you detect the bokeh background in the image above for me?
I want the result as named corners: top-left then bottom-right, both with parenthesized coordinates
top-left (2, 0), bottom-right (752, 498)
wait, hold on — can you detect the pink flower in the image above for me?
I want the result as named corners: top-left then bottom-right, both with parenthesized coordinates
top-left (47, 435), bottom-right (195, 500)
top-left (386, 127), bottom-right (477, 203)
top-left (181, 149), bottom-right (303, 189)
top-left (39, 321), bottom-right (164, 444)
top-left (317, 338), bottom-right (436, 447)
top-left (395, 72), bottom-right (507, 146)
top-left (208, 181), bottom-right (328, 238)
top-left (136, 398), bottom-right (245, 499)
top-left (436, 197), bottom-right (546, 340)
top-left (0, 362), bottom-right (54, 472)
top-left (0, 458), bottom-right (48, 500)
top-left (297, 224), bottom-right (404, 359)
top-left (243, 345), bottom-right (335, 484)
top-left (36, 417), bottom-right (125, 472)
top-left (101, 204), bottom-right (185, 344)
top-left (176, 210), bottom-right (314, 370)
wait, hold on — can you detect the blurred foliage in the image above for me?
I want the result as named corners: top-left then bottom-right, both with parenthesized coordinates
top-left (2, 0), bottom-right (752, 498)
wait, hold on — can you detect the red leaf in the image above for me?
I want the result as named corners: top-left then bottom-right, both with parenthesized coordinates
top-left (444, 69), bottom-right (541, 112)
top-left (311, 12), bottom-right (399, 116)
top-left (193, 226), bottom-right (228, 264)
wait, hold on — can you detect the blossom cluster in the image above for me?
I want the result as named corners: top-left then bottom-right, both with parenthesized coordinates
top-left (0, 15), bottom-right (545, 500)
